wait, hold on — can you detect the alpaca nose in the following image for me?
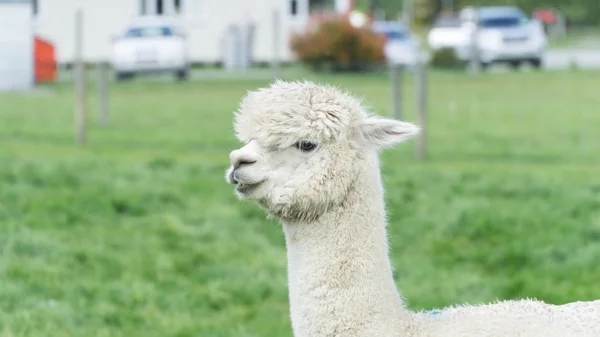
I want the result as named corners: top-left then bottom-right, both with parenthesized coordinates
top-left (230, 149), bottom-right (258, 169)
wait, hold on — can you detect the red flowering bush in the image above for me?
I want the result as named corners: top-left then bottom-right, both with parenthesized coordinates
top-left (290, 15), bottom-right (386, 72)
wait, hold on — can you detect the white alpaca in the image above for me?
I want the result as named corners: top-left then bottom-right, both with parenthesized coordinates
top-left (225, 80), bottom-right (600, 337)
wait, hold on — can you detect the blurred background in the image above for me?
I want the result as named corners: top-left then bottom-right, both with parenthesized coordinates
top-left (1, 0), bottom-right (599, 336)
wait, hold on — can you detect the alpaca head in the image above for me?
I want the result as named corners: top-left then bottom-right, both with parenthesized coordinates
top-left (225, 80), bottom-right (419, 222)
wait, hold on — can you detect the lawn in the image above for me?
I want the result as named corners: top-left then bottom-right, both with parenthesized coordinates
top-left (0, 68), bottom-right (599, 337)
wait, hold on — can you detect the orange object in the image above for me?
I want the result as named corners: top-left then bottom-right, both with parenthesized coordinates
top-left (34, 36), bottom-right (57, 83)
top-left (533, 9), bottom-right (557, 24)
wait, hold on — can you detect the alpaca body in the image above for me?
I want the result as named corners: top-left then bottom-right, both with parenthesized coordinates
top-left (225, 80), bottom-right (600, 337)
top-left (422, 299), bottom-right (600, 336)
top-left (281, 149), bottom-right (600, 337)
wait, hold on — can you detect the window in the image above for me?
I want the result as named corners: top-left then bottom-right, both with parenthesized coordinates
top-left (140, 0), bottom-right (183, 16)
top-left (125, 26), bottom-right (174, 38)
top-left (433, 16), bottom-right (462, 28)
top-left (384, 30), bottom-right (408, 41)
top-left (140, 0), bottom-right (147, 15)
top-left (480, 16), bottom-right (527, 28)
top-left (290, 0), bottom-right (297, 15)
top-left (309, 0), bottom-right (334, 11)
top-left (156, 0), bottom-right (164, 14)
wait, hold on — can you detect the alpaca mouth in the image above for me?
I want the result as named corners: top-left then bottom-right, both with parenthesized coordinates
top-left (236, 180), bottom-right (264, 194)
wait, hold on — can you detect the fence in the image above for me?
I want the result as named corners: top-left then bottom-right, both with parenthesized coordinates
top-left (41, 7), bottom-right (600, 168)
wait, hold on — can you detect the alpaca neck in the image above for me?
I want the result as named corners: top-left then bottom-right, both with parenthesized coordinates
top-left (281, 155), bottom-right (413, 337)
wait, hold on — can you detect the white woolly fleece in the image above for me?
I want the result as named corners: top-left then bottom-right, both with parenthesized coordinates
top-left (226, 80), bottom-right (600, 337)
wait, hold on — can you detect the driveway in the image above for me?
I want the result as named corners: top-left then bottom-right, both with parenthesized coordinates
top-left (545, 49), bottom-right (600, 69)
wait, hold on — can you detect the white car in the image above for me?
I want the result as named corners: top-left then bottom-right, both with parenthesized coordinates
top-left (372, 21), bottom-right (422, 67)
top-left (111, 16), bottom-right (190, 80)
top-left (428, 6), bottom-right (547, 69)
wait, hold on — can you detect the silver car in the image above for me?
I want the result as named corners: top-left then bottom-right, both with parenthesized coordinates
top-left (372, 21), bottom-right (422, 67)
top-left (428, 6), bottom-right (548, 69)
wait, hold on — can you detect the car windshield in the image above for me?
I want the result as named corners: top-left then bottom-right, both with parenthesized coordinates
top-left (433, 16), bottom-right (462, 28)
top-left (124, 26), bottom-right (174, 38)
top-left (480, 16), bottom-right (527, 28)
top-left (385, 30), bottom-right (407, 40)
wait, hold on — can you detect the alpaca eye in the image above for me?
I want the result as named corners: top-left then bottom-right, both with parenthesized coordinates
top-left (295, 141), bottom-right (317, 152)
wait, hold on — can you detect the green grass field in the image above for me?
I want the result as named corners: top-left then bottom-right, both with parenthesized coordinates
top-left (1, 69), bottom-right (599, 337)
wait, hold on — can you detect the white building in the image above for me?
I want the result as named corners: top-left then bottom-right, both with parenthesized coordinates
top-left (33, 0), bottom-right (354, 65)
top-left (0, 0), bottom-right (34, 91)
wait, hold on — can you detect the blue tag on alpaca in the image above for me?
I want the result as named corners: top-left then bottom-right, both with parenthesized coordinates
top-left (427, 310), bottom-right (443, 318)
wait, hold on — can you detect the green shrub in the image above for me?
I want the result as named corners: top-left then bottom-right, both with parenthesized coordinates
top-left (290, 15), bottom-right (386, 72)
top-left (430, 47), bottom-right (466, 70)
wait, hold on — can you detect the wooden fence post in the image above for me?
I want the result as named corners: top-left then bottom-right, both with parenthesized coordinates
top-left (390, 63), bottom-right (403, 120)
top-left (98, 61), bottom-right (110, 126)
top-left (74, 8), bottom-right (86, 144)
top-left (416, 55), bottom-right (428, 161)
top-left (272, 8), bottom-right (282, 79)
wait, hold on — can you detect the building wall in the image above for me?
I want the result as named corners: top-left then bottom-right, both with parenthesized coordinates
top-left (33, 0), bottom-right (313, 65)
top-left (191, 0), bottom-right (311, 63)
top-left (0, 1), bottom-right (34, 91)
top-left (34, 0), bottom-right (138, 63)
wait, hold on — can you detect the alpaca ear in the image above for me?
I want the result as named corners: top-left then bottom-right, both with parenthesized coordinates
top-left (355, 117), bottom-right (420, 148)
